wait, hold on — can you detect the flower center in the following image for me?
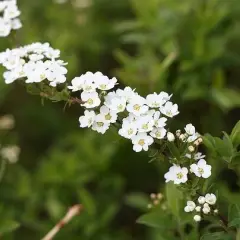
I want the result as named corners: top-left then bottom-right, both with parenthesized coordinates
top-left (99, 84), bottom-right (106, 89)
top-left (97, 122), bottom-right (104, 127)
top-left (128, 129), bottom-right (133, 135)
top-left (133, 104), bottom-right (140, 111)
top-left (87, 99), bottom-right (93, 105)
top-left (117, 104), bottom-right (123, 111)
top-left (105, 113), bottom-right (111, 120)
top-left (198, 168), bottom-right (204, 174)
top-left (177, 172), bottom-right (183, 179)
top-left (142, 124), bottom-right (148, 130)
top-left (138, 139), bottom-right (145, 146)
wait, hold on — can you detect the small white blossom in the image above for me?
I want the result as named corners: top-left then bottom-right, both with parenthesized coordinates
top-left (116, 87), bottom-right (136, 102)
top-left (81, 91), bottom-right (101, 108)
top-left (205, 193), bottom-right (217, 205)
top-left (190, 159), bottom-right (211, 178)
top-left (118, 122), bottom-right (137, 139)
top-left (79, 110), bottom-right (95, 128)
top-left (164, 165), bottom-right (188, 184)
top-left (0, 0), bottom-right (22, 37)
top-left (136, 116), bottom-right (154, 133)
top-left (153, 111), bottom-right (167, 128)
top-left (195, 206), bottom-right (201, 212)
top-left (167, 132), bottom-right (175, 142)
top-left (146, 92), bottom-right (171, 108)
top-left (132, 133), bottom-right (153, 152)
top-left (126, 95), bottom-right (149, 116)
top-left (150, 127), bottom-right (166, 139)
top-left (160, 101), bottom-right (179, 118)
top-left (194, 152), bottom-right (206, 160)
top-left (202, 203), bottom-right (211, 214)
top-left (185, 123), bottom-right (196, 135)
top-left (92, 114), bottom-right (110, 134)
top-left (99, 105), bottom-right (117, 123)
top-left (184, 201), bottom-right (196, 212)
top-left (193, 215), bottom-right (201, 222)
top-left (198, 196), bottom-right (205, 204)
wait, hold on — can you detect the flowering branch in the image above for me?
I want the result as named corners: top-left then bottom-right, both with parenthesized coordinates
top-left (42, 204), bottom-right (83, 240)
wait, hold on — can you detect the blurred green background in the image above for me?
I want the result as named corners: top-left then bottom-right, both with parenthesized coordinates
top-left (0, 0), bottom-right (240, 239)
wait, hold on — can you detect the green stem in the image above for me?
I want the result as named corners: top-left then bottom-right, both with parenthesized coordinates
top-left (0, 158), bottom-right (7, 183)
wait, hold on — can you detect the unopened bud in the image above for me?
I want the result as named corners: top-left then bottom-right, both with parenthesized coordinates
top-left (188, 146), bottom-right (195, 152)
top-left (167, 132), bottom-right (175, 142)
top-left (150, 193), bottom-right (156, 199)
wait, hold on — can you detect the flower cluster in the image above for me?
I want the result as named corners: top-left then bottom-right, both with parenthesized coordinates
top-left (184, 193), bottom-right (217, 222)
top-left (69, 72), bottom-right (180, 152)
top-left (0, 0), bottom-right (22, 37)
top-left (0, 42), bottom-right (67, 86)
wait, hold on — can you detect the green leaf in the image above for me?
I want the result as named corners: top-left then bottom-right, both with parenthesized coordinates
top-left (137, 210), bottom-right (172, 229)
top-left (0, 220), bottom-right (20, 235)
top-left (201, 232), bottom-right (231, 240)
top-left (125, 192), bottom-right (149, 210)
top-left (228, 218), bottom-right (240, 228)
top-left (165, 182), bottom-right (182, 218)
top-left (230, 120), bottom-right (240, 147)
top-left (212, 88), bottom-right (240, 111)
top-left (228, 204), bottom-right (240, 225)
top-left (203, 134), bottom-right (216, 152)
top-left (78, 188), bottom-right (96, 216)
top-left (167, 142), bottom-right (181, 160)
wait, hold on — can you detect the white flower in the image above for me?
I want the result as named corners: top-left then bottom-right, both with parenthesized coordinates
top-left (185, 123), bottom-right (196, 135)
top-left (150, 127), bottom-right (166, 139)
top-left (0, 43), bottom-right (67, 87)
top-left (186, 152), bottom-right (206, 160)
top-left (79, 110), bottom-right (95, 128)
top-left (167, 132), bottom-right (175, 142)
top-left (202, 203), bottom-right (211, 214)
top-left (198, 196), bottom-right (205, 204)
top-left (105, 95), bottom-right (126, 113)
top-left (184, 201), bottom-right (196, 212)
top-left (0, 0), bottom-right (21, 37)
top-left (187, 133), bottom-right (200, 143)
top-left (146, 92), bottom-right (170, 108)
top-left (190, 159), bottom-right (211, 178)
top-left (96, 75), bottom-right (117, 91)
top-left (132, 133), bottom-right (153, 152)
top-left (136, 116), bottom-right (154, 133)
top-left (92, 114), bottom-right (110, 134)
top-left (195, 206), bottom-right (201, 212)
top-left (194, 152), bottom-right (206, 160)
top-left (193, 215), bottom-right (201, 222)
top-left (99, 105), bottom-right (117, 123)
top-left (153, 111), bottom-right (167, 128)
top-left (81, 91), bottom-right (101, 108)
top-left (118, 122), bottom-right (137, 139)
top-left (116, 87), bottom-right (136, 102)
top-left (160, 101), bottom-right (179, 118)
top-left (68, 76), bottom-right (85, 92)
top-left (164, 165), bottom-right (188, 184)
top-left (126, 95), bottom-right (148, 116)
top-left (205, 193), bottom-right (216, 205)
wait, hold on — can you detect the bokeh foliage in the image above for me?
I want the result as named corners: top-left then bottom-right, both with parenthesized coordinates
top-left (0, 0), bottom-right (239, 239)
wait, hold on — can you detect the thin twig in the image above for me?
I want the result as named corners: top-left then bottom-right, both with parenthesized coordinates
top-left (42, 204), bottom-right (83, 240)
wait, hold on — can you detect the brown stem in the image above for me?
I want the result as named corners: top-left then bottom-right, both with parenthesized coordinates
top-left (41, 204), bottom-right (83, 240)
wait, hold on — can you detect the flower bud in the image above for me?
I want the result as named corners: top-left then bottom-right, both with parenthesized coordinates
top-left (198, 196), bottom-right (205, 204)
top-left (193, 215), bottom-right (201, 222)
top-left (167, 132), bottom-right (175, 142)
top-left (195, 206), bottom-right (201, 212)
top-left (188, 145), bottom-right (195, 152)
